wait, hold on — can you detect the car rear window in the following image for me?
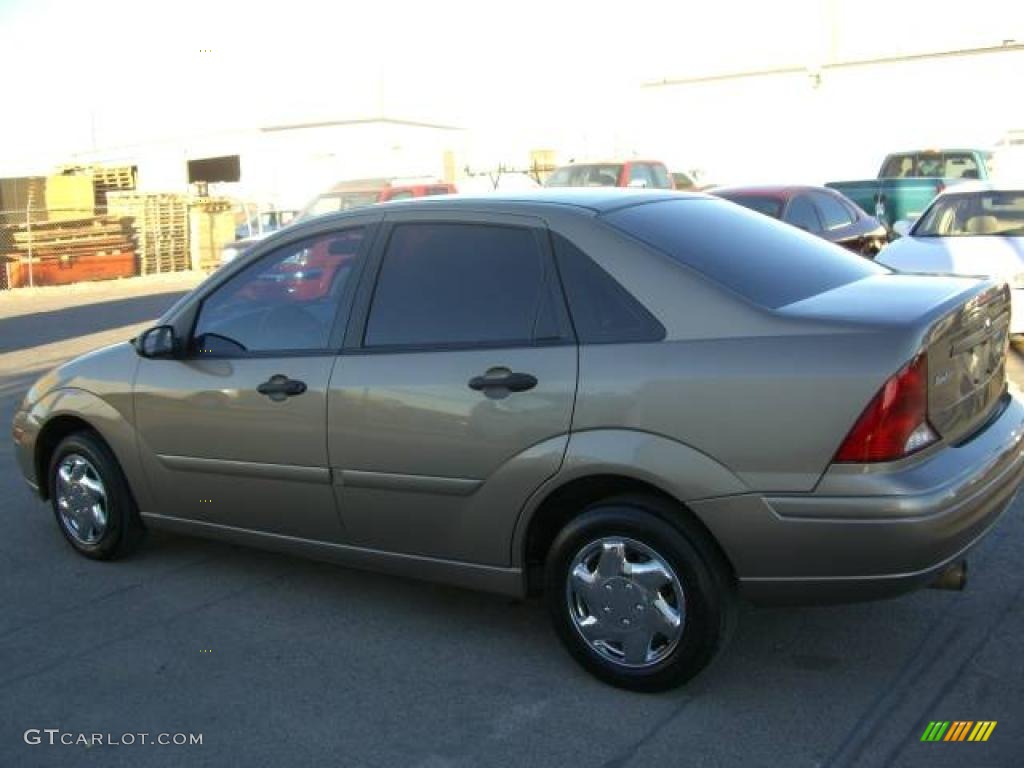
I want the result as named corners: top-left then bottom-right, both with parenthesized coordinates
top-left (603, 199), bottom-right (887, 309)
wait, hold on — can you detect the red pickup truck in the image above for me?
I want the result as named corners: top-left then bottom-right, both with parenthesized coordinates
top-left (544, 160), bottom-right (674, 190)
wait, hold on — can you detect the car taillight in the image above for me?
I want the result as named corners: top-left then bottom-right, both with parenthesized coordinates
top-left (835, 353), bottom-right (938, 463)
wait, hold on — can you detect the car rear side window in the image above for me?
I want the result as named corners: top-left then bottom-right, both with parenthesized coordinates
top-left (364, 223), bottom-right (559, 348)
top-left (604, 199), bottom-right (886, 309)
top-left (784, 195), bottom-right (822, 233)
top-left (811, 191), bottom-right (855, 230)
top-left (552, 234), bottom-right (664, 344)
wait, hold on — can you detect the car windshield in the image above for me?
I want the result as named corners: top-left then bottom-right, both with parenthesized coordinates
top-left (545, 164), bottom-right (623, 187)
top-left (719, 194), bottom-right (783, 219)
top-left (914, 191), bottom-right (1024, 237)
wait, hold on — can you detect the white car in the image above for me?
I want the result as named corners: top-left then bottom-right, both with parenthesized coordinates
top-left (878, 183), bottom-right (1024, 335)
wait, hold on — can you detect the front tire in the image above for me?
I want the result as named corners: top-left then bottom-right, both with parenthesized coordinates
top-left (544, 495), bottom-right (736, 692)
top-left (48, 431), bottom-right (144, 560)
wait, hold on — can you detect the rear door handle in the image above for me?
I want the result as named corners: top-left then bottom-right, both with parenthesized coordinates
top-left (468, 368), bottom-right (538, 393)
top-left (257, 374), bottom-right (307, 402)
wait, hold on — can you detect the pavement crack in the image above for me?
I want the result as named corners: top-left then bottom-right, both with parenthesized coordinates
top-left (599, 695), bottom-right (697, 768)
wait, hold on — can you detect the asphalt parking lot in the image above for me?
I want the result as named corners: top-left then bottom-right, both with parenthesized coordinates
top-left (0, 277), bottom-right (1021, 768)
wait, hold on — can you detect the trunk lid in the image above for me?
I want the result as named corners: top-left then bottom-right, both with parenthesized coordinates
top-left (925, 281), bottom-right (1010, 443)
top-left (781, 273), bottom-right (1009, 446)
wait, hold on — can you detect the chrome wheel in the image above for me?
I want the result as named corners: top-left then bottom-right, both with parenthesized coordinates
top-left (565, 536), bottom-right (686, 669)
top-left (55, 453), bottom-right (109, 545)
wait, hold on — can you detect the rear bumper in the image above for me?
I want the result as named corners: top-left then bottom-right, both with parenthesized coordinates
top-left (693, 393), bottom-right (1024, 604)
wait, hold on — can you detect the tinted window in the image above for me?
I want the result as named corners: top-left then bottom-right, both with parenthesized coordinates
top-left (604, 200), bottom-right (887, 309)
top-left (193, 228), bottom-right (364, 353)
top-left (784, 195), bottom-right (822, 232)
top-left (364, 223), bottom-right (554, 348)
top-left (721, 194), bottom-right (783, 219)
top-left (552, 234), bottom-right (664, 344)
top-left (811, 191), bottom-right (855, 230)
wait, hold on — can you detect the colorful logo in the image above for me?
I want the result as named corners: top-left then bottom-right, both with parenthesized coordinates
top-left (920, 721), bottom-right (997, 742)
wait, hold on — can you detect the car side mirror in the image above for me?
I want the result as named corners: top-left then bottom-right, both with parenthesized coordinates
top-left (134, 325), bottom-right (177, 358)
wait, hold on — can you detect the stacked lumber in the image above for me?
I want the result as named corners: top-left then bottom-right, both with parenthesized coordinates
top-left (107, 192), bottom-right (189, 274)
top-left (1, 215), bottom-right (136, 288)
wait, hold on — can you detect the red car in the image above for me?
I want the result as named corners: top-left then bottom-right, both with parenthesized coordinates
top-left (299, 179), bottom-right (457, 217)
top-left (544, 160), bottom-right (674, 190)
top-left (712, 185), bottom-right (888, 257)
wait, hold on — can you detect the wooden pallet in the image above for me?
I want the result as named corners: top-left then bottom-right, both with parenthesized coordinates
top-left (106, 192), bottom-right (189, 274)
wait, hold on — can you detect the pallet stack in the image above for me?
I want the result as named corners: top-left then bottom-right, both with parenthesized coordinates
top-left (56, 165), bottom-right (137, 212)
top-left (1, 215), bottom-right (136, 288)
top-left (107, 192), bottom-right (189, 274)
top-left (189, 197), bottom-right (235, 271)
top-left (91, 166), bottom-right (136, 212)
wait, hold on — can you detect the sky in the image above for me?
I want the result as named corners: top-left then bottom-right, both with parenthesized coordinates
top-left (0, 0), bottom-right (1021, 174)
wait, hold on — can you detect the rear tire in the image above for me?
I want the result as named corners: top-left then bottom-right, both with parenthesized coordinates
top-left (48, 431), bottom-right (144, 560)
top-left (544, 494), bottom-right (736, 692)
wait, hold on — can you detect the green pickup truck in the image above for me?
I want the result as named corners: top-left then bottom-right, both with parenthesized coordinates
top-left (826, 149), bottom-right (993, 233)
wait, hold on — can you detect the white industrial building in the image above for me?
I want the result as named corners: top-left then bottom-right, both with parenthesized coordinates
top-left (634, 43), bottom-right (1024, 185)
top-left (64, 117), bottom-right (465, 209)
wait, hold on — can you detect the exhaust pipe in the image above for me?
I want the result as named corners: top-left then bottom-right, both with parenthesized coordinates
top-left (929, 560), bottom-right (968, 591)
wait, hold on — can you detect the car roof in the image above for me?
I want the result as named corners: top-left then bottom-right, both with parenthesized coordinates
top-left (552, 160), bottom-right (667, 167)
top-left (355, 188), bottom-right (708, 214)
top-left (711, 185), bottom-right (829, 199)
top-left (936, 180), bottom-right (1024, 196)
top-left (886, 148), bottom-right (990, 155)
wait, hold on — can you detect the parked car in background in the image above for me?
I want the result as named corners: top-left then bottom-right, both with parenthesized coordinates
top-left (221, 179), bottom-right (455, 264)
top-left (671, 171), bottom-right (698, 190)
top-left (299, 178), bottom-right (457, 218)
top-left (545, 160), bottom-right (674, 189)
top-left (16, 190), bottom-right (1023, 692)
top-left (713, 185), bottom-right (887, 257)
top-left (827, 149), bottom-right (994, 232)
top-left (235, 208), bottom-right (298, 241)
top-left (878, 183), bottom-right (1024, 336)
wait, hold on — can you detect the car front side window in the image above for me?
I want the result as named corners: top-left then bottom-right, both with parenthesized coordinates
top-left (192, 228), bottom-right (365, 355)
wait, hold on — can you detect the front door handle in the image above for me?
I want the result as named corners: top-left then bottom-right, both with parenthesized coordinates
top-left (257, 374), bottom-right (307, 402)
top-left (468, 368), bottom-right (538, 394)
